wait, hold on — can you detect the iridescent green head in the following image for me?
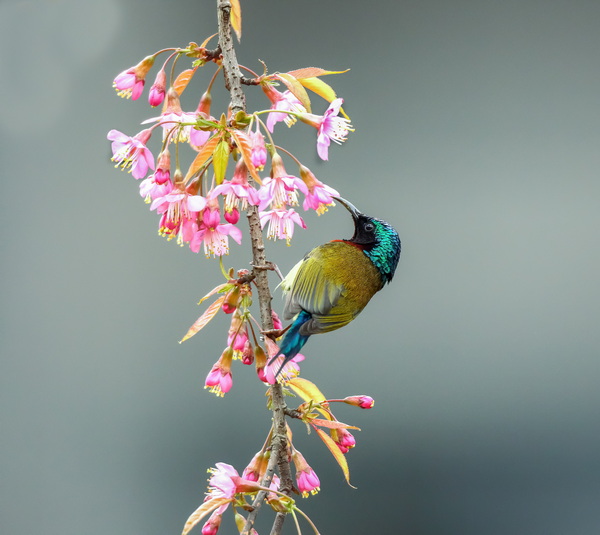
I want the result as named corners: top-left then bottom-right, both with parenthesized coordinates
top-left (334, 196), bottom-right (401, 285)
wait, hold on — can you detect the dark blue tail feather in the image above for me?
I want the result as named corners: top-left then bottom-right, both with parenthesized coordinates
top-left (270, 310), bottom-right (312, 378)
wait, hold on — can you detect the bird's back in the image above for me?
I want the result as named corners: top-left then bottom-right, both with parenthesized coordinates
top-left (282, 241), bottom-right (384, 336)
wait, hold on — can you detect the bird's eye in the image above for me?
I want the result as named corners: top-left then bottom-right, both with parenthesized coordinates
top-left (364, 223), bottom-right (375, 232)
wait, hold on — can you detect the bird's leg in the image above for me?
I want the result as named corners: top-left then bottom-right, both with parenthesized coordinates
top-left (261, 323), bottom-right (292, 342)
top-left (251, 261), bottom-right (284, 281)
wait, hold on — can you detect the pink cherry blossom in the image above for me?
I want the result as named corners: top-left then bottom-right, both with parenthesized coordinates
top-left (259, 208), bottom-right (306, 245)
top-left (332, 427), bottom-right (356, 454)
top-left (107, 128), bottom-right (155, 180)
top-left (112, 56), bottom-right (154, 100)
top-left (139, 149), bottom-right (172, 202)
top-left (298, 98), bottom-right (353, 160)
top-left (205, 348), bottom-right (234, 397)
top-left (262, 85), bottom-right (306, 132)
top-left (299, 165), bottom-right (339, 215)
top-left (291, 448), bottom-right (320, 497)
top-left (261, 339), bottom-right (305, 384)
top-left (190, 208), bottom-right (243, 257)
top-left (150, 185), bottom-right (206, 243)
top-left (142, 88), bottom-right (197, 143)
top-left (249, 129), bottom-right (267, 170)
top-left (257, 153), bottom-right (308, 210)
top-left (210, 160), bottom-right (260, 216)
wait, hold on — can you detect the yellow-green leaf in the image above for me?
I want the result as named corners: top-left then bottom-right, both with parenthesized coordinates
top-left (213, 139), bottom-right (230, 185)
top-left (276, 73), bottom-right (312, 112)
top-left (287, 67), bottom-right (350, 79)
top-left (173, 67), bottom-right (198, 96)
top-left (184, 134), bottom-right (221, 182)
top-left (199, 33), bottom-right (218, 49)
top-left (182, 496), bottom-right (231, 535)
top-left (314, 427), bottom-right (355, 488)
top-left (179, 295), bottom-right (226, 343)
top-left (298, 77), bottom-right (338, 103)
top-left (230, 0), bottom-right (242, 41)
top-left (230, 130), bottom-right (262, 185)
top-left (288, 377), bottom-right (327, 404)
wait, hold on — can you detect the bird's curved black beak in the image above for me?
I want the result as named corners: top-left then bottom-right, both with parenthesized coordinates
top-left (332, 196), bottom-right (362, 219)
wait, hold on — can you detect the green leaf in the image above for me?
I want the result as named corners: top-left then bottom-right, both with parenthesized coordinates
top-left (213, 139), bottom-right (230, 185)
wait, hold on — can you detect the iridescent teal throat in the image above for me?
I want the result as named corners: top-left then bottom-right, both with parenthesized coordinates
top-left (363, 219), bottom-right (401, 285)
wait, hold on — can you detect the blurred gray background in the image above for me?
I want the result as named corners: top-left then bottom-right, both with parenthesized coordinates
top-left (2, 0), bottom-right (600, 534)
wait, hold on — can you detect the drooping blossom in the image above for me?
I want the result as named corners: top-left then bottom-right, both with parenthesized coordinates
top-left (291, 448), bottom-right (320, 497)
top-left (142, 88), bottom-right (197, 143)
top-left (201, 507), bottom-right (225, 535)
top-left (139, 148), bottom-right (172, 202)
top-left (148, 68), bottom-right (167, 107)
top-left (261, 339), bottom-right (304, 384)
top-left (150, 179), bottom-right (206, 243)
top-left (205, 348), bottom-right (234, 397)
top-left (262, 85), bottom-right (306, 132)
top-left (107, 128), bottom-right (155, 180)
top-left (299, 165), bottom-right (339, 215)
top-left (113, 55), bottom-right (154, 100)
top-left (249, 128), bottom-right (267, 170)
top-left (190, 91), bottom-right (216, 150)
top-left (331, 427), bottom-right (356, 454)
top-left (298, 98), bottom-right (353, 160)
top-left (242, 450), bottom-right (269, 483)
top-left (210, 160), bottom-right (260, 219)
top-left (227, 309), bottom-right (249, 359)
top-left (259, 208), bottom-right (306, 245)
top-left (190, 206), bottom-right (243, 257)
top-left (258, 153), bottom-right (308, 210)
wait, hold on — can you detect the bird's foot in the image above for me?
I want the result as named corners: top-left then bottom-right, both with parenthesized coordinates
top-left (251, 261), bottom-right (284, 281)
top-left (261, 324), bottom-right (291, 341)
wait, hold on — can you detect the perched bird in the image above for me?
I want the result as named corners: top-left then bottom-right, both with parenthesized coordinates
top-left (270, 196), bottom-right (401, 377)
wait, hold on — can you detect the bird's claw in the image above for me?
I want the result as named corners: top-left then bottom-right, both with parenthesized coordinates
top-left (251, 261), bottom-right (284, 281)
top-left (261, 325), bottom-right (291, 341)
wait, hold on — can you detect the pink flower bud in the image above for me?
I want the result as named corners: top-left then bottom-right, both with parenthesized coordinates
top-left (224, 207), bottom-right (240, 224)
top-left (342, 395), bottom-right (375, 409)
top-left (148, 69), bottom-right (166, 107)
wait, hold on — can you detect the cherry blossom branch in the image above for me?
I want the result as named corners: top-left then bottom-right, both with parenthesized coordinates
top-left (216, 2), bottom-right (293, 534)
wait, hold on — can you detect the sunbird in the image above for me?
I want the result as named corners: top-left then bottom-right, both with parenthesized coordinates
top-left (271, 196), bottom-right (401, 377)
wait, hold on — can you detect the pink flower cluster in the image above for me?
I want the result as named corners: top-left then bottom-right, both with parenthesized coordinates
top-left (109, 52), bottom-right (350, 257)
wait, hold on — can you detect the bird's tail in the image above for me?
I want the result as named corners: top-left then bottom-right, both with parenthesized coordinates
top-left (269, 310), bottom-right (312, 378)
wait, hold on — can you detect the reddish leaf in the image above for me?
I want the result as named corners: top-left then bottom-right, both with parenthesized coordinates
top-left (287, 67), bottom-right (350, 80)
top-left (181, 496), bottom-right (231, 535)
top-left (311, 418), bottom-right (360, 431)
top-left (179, 295), bottom-right (226, 343)
top-left (198, 283), bottom-right (228, 305)
top-left (230, 130), bottom-right (262, 185)
top-left (314, 427), bottom-right (355, 488)
top-left (184, 134), bottom-right (221, 182)
top-left (173, 67), bottom-right (198, 96)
